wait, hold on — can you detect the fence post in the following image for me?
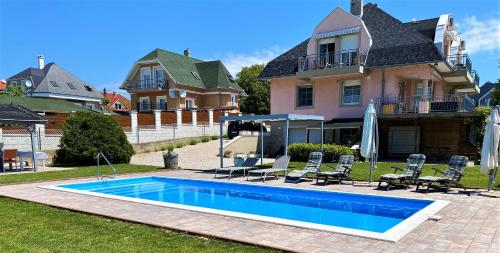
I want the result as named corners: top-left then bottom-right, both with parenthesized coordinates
top-left (208, 109), bottom-right (214, 127)
top-left (154, 110), bottom-right (161, 131)
top-left (176, 109), bottom-right (182, 127)
top-left (130, 110), bottom-right (138, 143)
top-left (192, 109), bottom-right (197, 127)
top-left (224, 111), bottom-right (229, 127)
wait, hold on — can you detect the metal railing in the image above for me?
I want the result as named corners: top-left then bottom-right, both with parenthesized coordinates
top-left (135, 102), bottom-right (168, 112)
top-left (124, 78), bottom-right (168, 90)
top-left (96, 152), bottom-right (116, 180)
top-left (375, 95), bottom-right (475, 115)
top-left (472, 70), bottom-right (480, 86)
top-left (446, 54), bottom-right (472, 72)
top-left (298, 49), bottom-right (367, 72)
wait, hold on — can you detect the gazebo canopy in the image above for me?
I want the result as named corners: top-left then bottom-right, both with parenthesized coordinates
top-left (0, 104), bottom-right (49, 127)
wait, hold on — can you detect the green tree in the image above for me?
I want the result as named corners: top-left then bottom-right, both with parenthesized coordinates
top-left (55, 112), bottom-right (134, 165)
top-left (492, 78), bottom-right (500, 105)
top-left (236, 64), bottom-right (270, 115)
top-left (0, 85), bottom-right (25, 96)
top-left (101, 96), bottom-right (111, 112)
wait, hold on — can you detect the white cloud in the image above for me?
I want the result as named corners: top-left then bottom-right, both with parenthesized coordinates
top-left (458, 16), bottom-right (500, 54)
top-left (220, 46), bottom-right (286, 76)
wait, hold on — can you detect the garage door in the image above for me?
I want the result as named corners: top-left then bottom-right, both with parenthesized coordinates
top-left (288, 128), bottom-right (307, 144)
top-left (388, 126), bottom-right (420, 156)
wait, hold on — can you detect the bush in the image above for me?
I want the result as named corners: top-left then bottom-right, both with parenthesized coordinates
top-left (189, 139), bottom-right (198, 145)
top-left (210, 135), bottom-right (218, 140)
top-left (201, 136), bottom-right (210, 143)
top-left (288, 143), bottom-right (352, 162)
top-left (175, 142), bottom-right (185, 149)
top-left (55, 111), bottom-right (134, 166)
top-left (165, 144), bottom-right (175, 152)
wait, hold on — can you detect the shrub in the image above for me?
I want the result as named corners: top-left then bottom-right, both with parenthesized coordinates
top-left (175, 142), bottom-right (185, 149)
top-left (189, 139), bottom-right (198, 145)
top-left (288, 143), bottom-right (352, 162)
top-left (55, 111), bottom-right (134, 166)
top-left (201, 136), bottom-right (210, 143)
top-left (210, 135), bottom-right (218, 140)
top-left (165, 144), bottom-right (175, 152)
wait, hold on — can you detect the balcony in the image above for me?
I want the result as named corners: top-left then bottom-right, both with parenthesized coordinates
top-left (296, 49), bottom-right (367, 78)
top-left (124, 78), bottom-right (168, 91)
top-left (135, 102), bottom-right (168, 112)
top-left (375, 95), bottom-right (476, 117)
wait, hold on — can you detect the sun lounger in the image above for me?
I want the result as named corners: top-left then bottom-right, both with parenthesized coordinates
top-left (214, 157), bottom-right (259, 179)
top-left (247, 155), bottom-right (290, 182)
top-left (377, 154), bottom-right (426, 190)
top-left (316, 155), bottom-right (354, 185)
top-left (416, 155), bottom-right (469, 195)
top-left (285, 152), bottom-right (323, 183)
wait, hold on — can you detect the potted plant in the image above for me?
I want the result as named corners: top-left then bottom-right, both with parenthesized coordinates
top-left (233, 153), bottom-right (246, 166)
top-left (163, 144), bottom-right (178, 169)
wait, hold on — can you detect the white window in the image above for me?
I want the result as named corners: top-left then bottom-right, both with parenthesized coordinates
top-left (115, 102), bottom-right (122, 110)
top-left (342, 80), bottom-right (361, 105)
top-left (140, 67), bottom-right (152, 88)
top-left (340, 34), bottom-right (360, 66)
top-left (416, 82), bottom-right (423, 97)
top-left (86, 103), bottom-right (96, 110)
top-left (152, 66), bottom-right (164, 86)
top-left (139, 96), bottom-right (150, 111)
top-left (230, 94), bottom-right (236, 106)
top-left (296, 85), bottom-right (313, 107)
top-left (185, 98), bottom-right (195, 109)
top-left (156, 95), bottom-right (167, 110)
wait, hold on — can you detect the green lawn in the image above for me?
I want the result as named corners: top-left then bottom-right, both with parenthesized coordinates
top-left (257, 161), bottom-right (499, 189)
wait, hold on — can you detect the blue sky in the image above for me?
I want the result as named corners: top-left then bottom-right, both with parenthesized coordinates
top-left (1, 0), bottom-right (499, 97)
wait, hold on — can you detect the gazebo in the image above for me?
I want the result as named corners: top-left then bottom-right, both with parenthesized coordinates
top-left (218, 114), bottom-right (325, 168)
top-left (0, 104), bottom-right (49, 172)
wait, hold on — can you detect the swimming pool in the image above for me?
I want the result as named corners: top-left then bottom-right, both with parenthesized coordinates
top-left (44, 176), bottom-right (448, 241)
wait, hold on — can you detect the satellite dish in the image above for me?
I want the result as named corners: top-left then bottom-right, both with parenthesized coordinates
top-left (179, 90), bottom-right (187, 98)
top-left (24, 80), bottom-right (33, 88)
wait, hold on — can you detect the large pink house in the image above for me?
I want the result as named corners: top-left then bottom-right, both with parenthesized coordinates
top-left (260, 1), bottom-right (481, 160)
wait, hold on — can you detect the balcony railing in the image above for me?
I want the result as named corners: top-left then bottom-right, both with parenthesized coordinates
top-left (298, 49), bottom-right (367, 72)
top-left (446, 54), bottom-right (472, 72)
top-left (472, 70), bottom-right (480, 86)
top-left (375, 95), bottom-right (476, 115)
top-left (125, 78), bottom-right (168, 90)
top-left (135, 102), bottom-right (168, 112)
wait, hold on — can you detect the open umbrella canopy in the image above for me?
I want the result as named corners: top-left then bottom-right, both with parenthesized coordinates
top-left (361, 100), bottom-right (377, 159)
top-left (480, 107), bottom-right (500, 191)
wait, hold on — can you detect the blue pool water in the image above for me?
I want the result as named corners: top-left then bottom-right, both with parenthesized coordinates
top-left (59, 177), bottom-right (433, 233)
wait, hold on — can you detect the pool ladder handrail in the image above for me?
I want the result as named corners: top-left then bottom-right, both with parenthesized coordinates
top-left (96, 152), bottom-right (116, 180)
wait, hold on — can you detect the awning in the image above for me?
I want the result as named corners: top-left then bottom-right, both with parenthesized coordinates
top-left (316, 27), bottom-right (361, 39)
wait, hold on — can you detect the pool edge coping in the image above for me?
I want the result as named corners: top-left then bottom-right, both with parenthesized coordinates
top-left (39, 175), bottom-right (450, 242)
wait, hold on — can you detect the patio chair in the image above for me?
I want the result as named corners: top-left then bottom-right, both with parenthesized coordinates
top-left (2, 149), bottom-right (18, 172)
top-left (377, 154), bottom-right (426, 190)
top-left (315, 155), bottom-right (354, 185)
top-left (416, 155), bottom-right (469, 195)
top-left (285, 152), bottom-right (323, 183)
top-left (247, 155), bottom-right (290, 182)
top-left (214, 157), bottom-right (259, 179)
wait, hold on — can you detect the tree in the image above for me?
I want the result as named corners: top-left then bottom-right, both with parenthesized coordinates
top-left (0, 85), bottom-right (25, 96)
top-left (236, 64), bottom-right (270, 114)
top-left (55, 111), bottom-right (134, 165)
top-left (492, 78), bottom-right (500, 105)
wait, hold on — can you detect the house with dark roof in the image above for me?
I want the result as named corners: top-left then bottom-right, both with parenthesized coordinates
top-left (5, 55), bottom-right (102, 110)
top-left (120, 48), bottom-right (244, 112)
top-left (470, 82), bottom-right (497, 107)
top-left (101, 91), bottom-right (131, 112)
top-left (260, 0), bottom-right (481, 160)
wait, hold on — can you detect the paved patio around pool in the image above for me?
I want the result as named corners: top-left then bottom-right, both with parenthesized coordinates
top-left (0, 169), bottom-right (498, 253)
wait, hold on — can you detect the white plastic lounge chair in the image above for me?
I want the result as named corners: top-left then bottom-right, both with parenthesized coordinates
top-left (247, 155), bottom-right (290, 182)
top-left (214, 157), bottom-right (259, 179)
top-left (377, 154), bottom-right (426, 190)
top-left (316, 155), bottom-right (354, 185)
top-left (416, 155), bottom-right (469, 195)
top-left (285, 152), bottom-right (323, 183)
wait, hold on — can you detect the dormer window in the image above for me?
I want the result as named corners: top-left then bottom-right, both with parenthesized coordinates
top-left (67, 82), bottom-right (77, 89)
top-left (49, 81), bottom-right (59, 87)
top-left (191, 71), bottom-right (201, 80)
top-left (227, 74), bottom-right (235, 82)
top-left (83, 85), bottom-right (93, 91)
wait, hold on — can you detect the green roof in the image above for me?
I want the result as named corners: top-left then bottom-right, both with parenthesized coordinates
top-left (139, 49), bottom-right (243, 91)
top-left (0, 96), bottom-right (91, 113)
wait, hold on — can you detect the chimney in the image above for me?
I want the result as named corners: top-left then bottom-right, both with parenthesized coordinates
top-left (183, 48), bottom-right (191, 57)
top-left (37, 55), bottom-right (45, 69)
top-left (350, 0), bottom-right (363, 17)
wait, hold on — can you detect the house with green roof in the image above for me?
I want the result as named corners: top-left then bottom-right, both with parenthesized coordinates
top-left (120, 48), bottom-right (244, 112)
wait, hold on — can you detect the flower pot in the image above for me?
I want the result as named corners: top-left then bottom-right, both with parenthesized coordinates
top-left (163, 151), bottom-right (178, 169)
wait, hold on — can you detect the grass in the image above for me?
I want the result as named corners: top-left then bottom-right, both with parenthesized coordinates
top-left (257, 161), bottom-right (499, 189)
top-left (0, 197), bottom-right (274, 252)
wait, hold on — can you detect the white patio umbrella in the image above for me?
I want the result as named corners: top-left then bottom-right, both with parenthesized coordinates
top-left (480, 106), bottom-right (500, 192)
top-left (361, 100), bottom-right (379, 185)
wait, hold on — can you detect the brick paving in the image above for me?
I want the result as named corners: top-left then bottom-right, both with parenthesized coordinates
top-left (0, 169), bottom-right (498, 253)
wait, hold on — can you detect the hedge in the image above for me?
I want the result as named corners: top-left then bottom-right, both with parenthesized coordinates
top-left (288, 143), bottom-right (352, 162)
